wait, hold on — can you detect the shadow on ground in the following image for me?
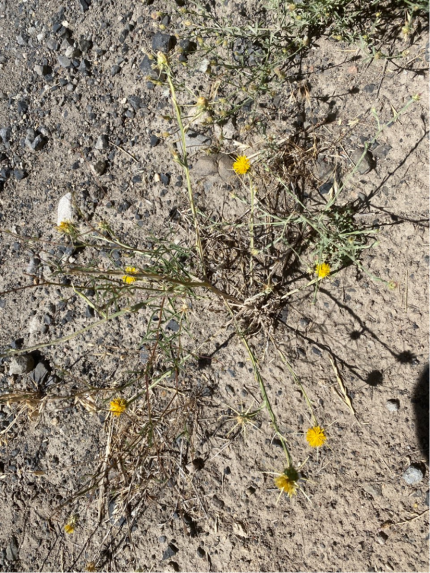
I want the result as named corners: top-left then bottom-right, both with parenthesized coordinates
top-left (412, 363), bottom-right (429, 461)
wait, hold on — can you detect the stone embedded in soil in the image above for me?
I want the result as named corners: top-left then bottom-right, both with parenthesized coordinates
top-left (176, 130), bottom-right (212, 156)
top-left (57, 55), bottom-right (71, 68)
top-left (92, 160), bottom-right (108, 176)
top-left (152, 32), bottom-right (176, 53)
top-left (30, 135), bottom-right (47, 151)
top-left (402, 465), bottom-right (424, 485)
top-left (31, 362), bottom-right (50, 385)
top-left (6, 537), bottom-right (19, 561)
top-left (57, 192), bottom-right (74, 225)
top-left (128, 95), bottom-right (143, 110)
top-left (0, 127), bottom-right (11, 143)
top-left (386, 399), bottom-right (400, 412)
top-left (78, 0), bottom-right (91, 12)
top-left (192, 156), bottom-right (218, 179)
top-left (372, 143), bottom-right (392, 159)
top-left (111, 64), bottom-right (121, 77)
top-left (351, 148), bottom-right (374, 175)
top-left (35, 64), bottom-right (52, 77)
top-left (95, 134), bottom-right (109, 150)
top-left (166, 319), bottom-right (179, 332)
top-left (9, 354), bottom-right (34, 375)
top-left (218, 153), bottom-right (236, 183)
top-left (162, 544), bottom-right (178, 561)
top-left (17, 100), bottom-right (28, 114)
top-left (149, 134), bottom-right (160, 147)
top-left (13, 169), bottom-right (27, 180)
top-left (315, 156), bottom-right (335, 181)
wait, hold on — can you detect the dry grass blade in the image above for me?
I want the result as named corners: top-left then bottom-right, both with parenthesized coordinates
top-left (328, 356), bottom-right (356, 416)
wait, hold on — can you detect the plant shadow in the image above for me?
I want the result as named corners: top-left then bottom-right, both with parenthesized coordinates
top-left (412, 363), bottom-right (429, 461)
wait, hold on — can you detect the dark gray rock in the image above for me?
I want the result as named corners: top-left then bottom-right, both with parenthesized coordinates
top-left (16, 34), bottom-right (28, 46)
top-left (166, 319), bottom-right (179, 332)
top-left (13, 169), bottom-right (27, 180)
top-left (179, 39), bottom-right (196, 55)
top-left (78, 59), bottom-right (91, 72)
top-left (150, 134), bottom-right (160, 147)
top-left (372, 143), bottom-right (392, 159)
top-left (162, 544), bottom-right (178, 561)
top-left (351, 148), bottom-right (374, 175)
top-left (127, 95), bottom-right (143, 110)
top-left (17, 100), bottom-right (28, 114)
top-left (152, 32), bottom-right (176, 53)
top-left (140, 54), bottom-right (157, 77)
top-left (92, 160), bottom-right (107, 175)
top-left (79, 38), bottom-right (93, 53)
top-left (46, 38), bottom-right (60, 51)
top-left (9, 355), bottom-right (34, 375)
top-left (31, 135), bottom-right (47, 151)
top-left (79, 0), bottom-right (91, 12)
top-left (402, 464), bottom-right (424, 485)
top-left (0, 127), bottom-right (11, 143)
top-left (160, 173), bottom-right (170, 185)
top-left (111, 64), bottom-right (121, 77)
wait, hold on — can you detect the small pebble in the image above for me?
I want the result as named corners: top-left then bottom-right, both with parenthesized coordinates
top-left (386, 399), bottom-right (400, 412)
top-left (162, 544), bottom-right (178, 561)
top-left (402, 464), bottom-right (424, 485)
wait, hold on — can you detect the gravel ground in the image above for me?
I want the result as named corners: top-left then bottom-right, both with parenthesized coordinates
top-left (0, 1), bottom-right (428, 572)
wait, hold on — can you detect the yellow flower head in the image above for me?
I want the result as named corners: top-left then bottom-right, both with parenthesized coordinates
top-left (306, 426), bottom-right (326, 448)
top-left (110, 398), bottom-right (127, 417)
top-left (64, 514), bottom-right (78, 534)
top-left (274, 466), bottom-right (299, 498)
top-left (122, 267), bottom-right (137, 284)
top-left (233, 155), bottom-right (251, 175)
top-left (57, 221), bottom-right (74, 234)
top-left (315, 262), bottom-right (330, 279)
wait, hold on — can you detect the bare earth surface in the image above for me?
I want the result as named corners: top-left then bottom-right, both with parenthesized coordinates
top-left (0, 1), bottom-right (428, 572)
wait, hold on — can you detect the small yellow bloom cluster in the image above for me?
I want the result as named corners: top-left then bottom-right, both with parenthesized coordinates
top-left (233, 155), bottom-right (251, 175)
top-left (274, 466), bottom-right (299, 498)
top-left (306, 426), bottom-right (326, 448)
top-left (64, 515), bottom-right (78, 534)
top-left (122, 267), bottom-right (137, 284)
top-left (315, 262), bottom-right (330, 279)
top-left (109, 398), bottom-right (127, 417)
top-left (57, 221), bottom-right (74, 234)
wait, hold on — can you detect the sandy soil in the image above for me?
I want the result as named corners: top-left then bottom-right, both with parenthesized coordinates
top-left (0, 0), bottom-right (428, 571)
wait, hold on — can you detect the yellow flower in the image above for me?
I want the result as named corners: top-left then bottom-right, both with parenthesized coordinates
top-left (57, 221), bottom-right (74, 234)
top-left (274, 466), bottom-right (299, 498)
top-left (315, 262), bottom-right (330, 279)
top-left (306, 426), bottom-right (326, 448)
top-left (109, 398), bottom-right (127, 417)
top-left (64, 514), bottom-right (78, 534)
top-left (196, 96), bottom-right (208, 109)
top-left (64, 523), bottom-right (75, 534)
top-left (233, 155), bottom-right (251, 175)
top-left (86, 562), bottom-right (97, 572)
top-left (122, 267), bottom-right (137, 284)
